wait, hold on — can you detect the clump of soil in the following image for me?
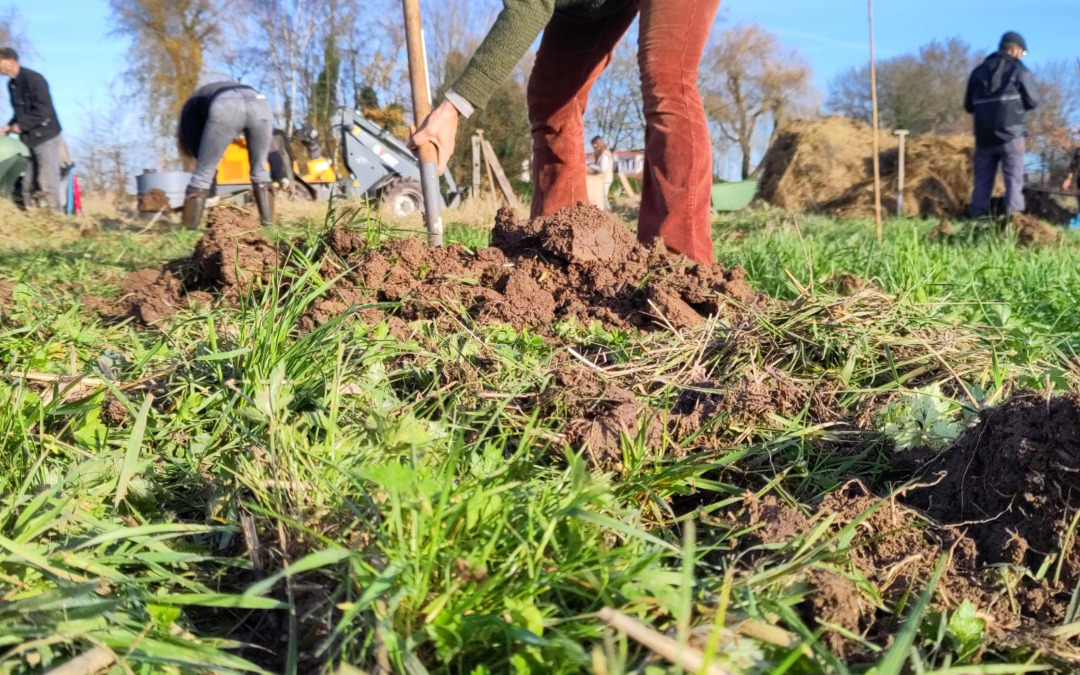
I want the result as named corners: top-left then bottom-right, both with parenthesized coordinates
top-left (189, 206), bottom-right (281, 293)
top-left (739, 492), bottom-right (811, 547)
top-left (735, 392), bottom-right (1080, 657)
top-left (90, 203), bottom-right (757, 335)
top-left (102, 398), bottom-right (130, 426)
top-left (117, 268), bottom-right (190, 325)
top-left (319, 203), bottom-right (760, 333)
top-left (910, 392), bottom-right (1080, 592)
top-left (806, 569), bottom-right (865, 657)
top-left (1009, 213), bottom-right (1062, 247)
top-left (727, 476), bottom-right (1072, 658)
top-left (539, 366), bottom-right (665, 467)
top-left (92, 206), bottom-right (278, 324)
top-left (138, 189), bottom-right (172, 213)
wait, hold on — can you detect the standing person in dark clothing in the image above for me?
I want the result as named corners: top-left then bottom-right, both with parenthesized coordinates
top-left (178, 82), bottom-right (274, 229)
top-left (0, 48), bottom-right (64, 211)
top-left (964, 32), bottom-right (1039, 219)
top-left (410, 0), bottom-right (723, 265)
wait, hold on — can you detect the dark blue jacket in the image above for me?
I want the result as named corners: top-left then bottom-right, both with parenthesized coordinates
top-left (964, 53), bottom-right (1039, 147)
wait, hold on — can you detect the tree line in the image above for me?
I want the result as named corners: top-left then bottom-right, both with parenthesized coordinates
top-left (1, 4), bottom-right (1076, 193)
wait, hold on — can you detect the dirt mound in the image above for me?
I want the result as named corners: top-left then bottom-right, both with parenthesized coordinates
top-left (316, 203), bottom-right (759, 333)
top-left (542, 366), bottom-right (664, 466)
top-left (731, 479), bottom-right (1064, 658)
top-left (91, 203), bottom-right (757, 334)
top-left (911, 392), bottom-right (1080, 592)
top-left (189, 206), bottom-right (281, 292)
top-left (138, 189), bottom-right (172, 213)
top-left (1010, 213), bottom-right (1062, 247)
top-left (97, 206), bottom-right (278, 324)
top-left (757, 116), bottom-right (997, 218)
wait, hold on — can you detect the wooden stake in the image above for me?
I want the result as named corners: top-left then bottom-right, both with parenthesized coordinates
top-left (868, 0), bottom-right (883, 243)
top-left (482, 139), bottom-right (522, 210)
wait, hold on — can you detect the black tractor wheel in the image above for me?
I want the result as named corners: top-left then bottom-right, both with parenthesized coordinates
top-left (380, 178), bottom-right (424, 218)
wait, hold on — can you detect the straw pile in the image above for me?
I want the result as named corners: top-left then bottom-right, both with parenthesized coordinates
top-left (756, 116), bottom-right (1000, 218)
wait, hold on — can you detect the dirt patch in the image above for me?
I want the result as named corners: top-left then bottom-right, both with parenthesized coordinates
top-left (138, 189), bottom-right (173, 213)
top-left (757, 117), bottom-right (999, 218)
top-left (910, 392), bottom-right (1080, 596)
top-left (102, 398), bottom-right (130, 426)
top-left (806, 569), bottom-right (865, 657)
top-left (88, 203), bottom-right (757, 335)
top-left (319, 203), bottom-right (759, 333)
top-left (189, 206), bottom-right (281, 293)
top-left (90, 206), bottom-right (279, 324)
top-left (740, 492), bottom-right (811, 547)
top-left (1009, 214), bottom-right (1062, 247)
top-left (539, 366), bottom-right (664, 467)
top-left (727, 475), bottom-right (1074, 659)
top-left (120, 268), bottom-right (188, 325)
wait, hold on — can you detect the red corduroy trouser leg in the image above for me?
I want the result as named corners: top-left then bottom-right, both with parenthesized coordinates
top-left (527, 0), bottom-right (721, 265)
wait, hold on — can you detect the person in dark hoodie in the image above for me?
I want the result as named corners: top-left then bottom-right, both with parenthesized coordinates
top-left (178, 82), bottom-right (274, 229)
top-left (964, 31), bottom-right (1039, 219)
top-left (0, 48), bottom-right (64, 211)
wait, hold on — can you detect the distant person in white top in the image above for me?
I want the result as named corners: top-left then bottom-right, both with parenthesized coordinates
top-left (588, 136), bottom-right (614, 210)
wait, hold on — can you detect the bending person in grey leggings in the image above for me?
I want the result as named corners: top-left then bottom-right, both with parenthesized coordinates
top-left (178, 82), bottom-right (275, 229)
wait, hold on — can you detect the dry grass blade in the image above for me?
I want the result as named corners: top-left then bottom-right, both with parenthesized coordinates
top-left (43, 647), bottom-right (116, 675)
top-left (598, 608), bottom-right (731, 675)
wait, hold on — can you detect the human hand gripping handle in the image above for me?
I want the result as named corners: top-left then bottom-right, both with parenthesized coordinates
top-left (409, 100), bottom-right (459, 176)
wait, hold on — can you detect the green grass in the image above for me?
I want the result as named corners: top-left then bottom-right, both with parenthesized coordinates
top-left (0, 207), bottom-right (1077, 674)
top-left (714, 212), bottom-right (1080, 340)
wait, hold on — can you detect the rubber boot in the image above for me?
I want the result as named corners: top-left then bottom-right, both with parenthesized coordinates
top-left (182, 187), bottom-right (211, 230)
top-left (252, 182), bottom-right (275, 226)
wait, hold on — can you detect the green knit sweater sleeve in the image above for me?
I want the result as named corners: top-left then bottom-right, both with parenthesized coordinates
top-left (451, 0), bottom-right (556, 111)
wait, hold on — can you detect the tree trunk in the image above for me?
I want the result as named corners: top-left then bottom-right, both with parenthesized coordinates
top-left (740, 138), bottom-right (753, 180)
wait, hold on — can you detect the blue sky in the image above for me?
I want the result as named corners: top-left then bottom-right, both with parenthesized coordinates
top-left (7, 0), bottom-right (1079, 142)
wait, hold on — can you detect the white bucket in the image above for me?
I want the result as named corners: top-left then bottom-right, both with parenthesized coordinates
top-left (136, 171), bottom-right (192, 211)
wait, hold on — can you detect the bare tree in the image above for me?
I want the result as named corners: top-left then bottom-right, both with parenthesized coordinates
top-left (701, 22), bottom-right (815, 179)
top-left (75, 91), bottom-right (141, 198)
top-left (1028, 59), bottom-right (1080, 182)
top-left (422, 0), bottom-right (500, 94)
top-left (0, 6), bottom-right (30, 54)
top-left (245, 0), bottom-right (337, 135)
top-left (340, 0), bottom-right (409, 110)
top-left (109, 0), bottom-right (224, 137)
top-left (828, 37), bottom-right (983, 135)
top-left (587, 34), bottom-right (645, 152)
